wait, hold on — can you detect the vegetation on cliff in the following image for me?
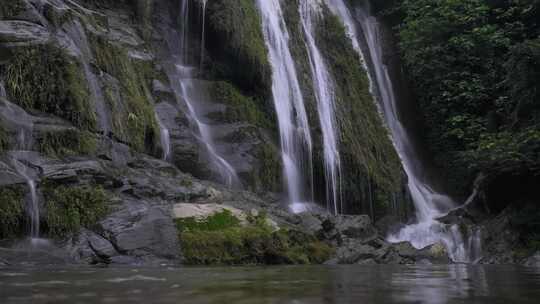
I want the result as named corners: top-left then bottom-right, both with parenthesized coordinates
top-left (4, 44), bottom-right (97, 131)
top-left (43, 183), bottom-right (109, 238)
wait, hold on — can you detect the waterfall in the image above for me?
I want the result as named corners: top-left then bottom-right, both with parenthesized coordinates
top-left (155, 113), bottom-right (171, 161)
top-left (299, 0), bottom-right (342, 214)
top-left (165, 0), bottom-right (239, 188)
top-left (11, 159), bottom-right (40, 239)
top-left (256, 0), bottom-right (314, 209)
top-left (326, 0), bottom-right (479, 262)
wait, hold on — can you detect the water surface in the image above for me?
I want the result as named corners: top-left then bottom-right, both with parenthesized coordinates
top-left (1, 265), bottom-right (539, 303)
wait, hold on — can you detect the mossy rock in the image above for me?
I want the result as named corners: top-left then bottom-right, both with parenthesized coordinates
top-left (210, 81), bottom-right (272, 129)
top-left (0, 185), bottom-right (26, 240)
top-left (37, 129), bottom-right (98, 158)
top-left (176, 211), bottom-right (334, 265)
top-left (89, 34), bottom-right (159, 153)
top-left (43, 183), bottom-right (109, 238)
top-left (206, 0), bottom-right (272, 100)
top-left (4, 44), bottom-right (97, 131)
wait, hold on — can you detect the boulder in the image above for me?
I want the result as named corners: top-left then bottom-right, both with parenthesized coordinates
top-left (99, 199), bottom-right (180, 260)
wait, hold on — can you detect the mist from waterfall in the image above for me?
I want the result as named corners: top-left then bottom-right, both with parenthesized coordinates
top-left (299, 0), bottom-right (342, 215)
top-left (325, 0), bottom-right (480, 262)
top-left (165, 0), bottom-right (239, 188)
top-left (256, 0), bottom-right (314, 209)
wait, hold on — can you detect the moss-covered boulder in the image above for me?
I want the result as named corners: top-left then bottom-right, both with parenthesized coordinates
top-left (175, 209), bottom-right (334, 265)
top-left (42, 183), bottom-right (109, 238)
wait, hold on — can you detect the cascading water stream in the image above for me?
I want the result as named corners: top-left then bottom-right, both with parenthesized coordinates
top-left (165, 0), bottom-right (239, 188)
top-left (299, 0), bottom-right (342, 215)
top-left (256, 0), bottom-right (314, 210)
top-left (325, 0), bottom-right (479, 262)
top-left (11, 159), bottom-right (40, 239)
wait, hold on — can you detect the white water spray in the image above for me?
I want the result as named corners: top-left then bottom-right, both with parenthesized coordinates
top-left (299, 0), bottom-right (342, 214)
top-left (256, 0), bottom-right (314, 208)
top-left (326, 0), bottom-right (479, 262)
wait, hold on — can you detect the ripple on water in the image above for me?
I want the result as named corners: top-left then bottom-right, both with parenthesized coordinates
top-left (105, 275), bottom-right (166, 283)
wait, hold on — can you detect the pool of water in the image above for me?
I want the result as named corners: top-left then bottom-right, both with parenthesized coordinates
top-left (1, 265), bottom-right (539, 303)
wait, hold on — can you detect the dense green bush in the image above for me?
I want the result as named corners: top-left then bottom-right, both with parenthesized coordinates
top-left (394, 0), bottom-right (540, 193)
top-left (43, 184), bottom-right (109, 238)
top-left (176, 210), bottom-right (334, 265)
top-left (5, 44), bottom-right (97, 131)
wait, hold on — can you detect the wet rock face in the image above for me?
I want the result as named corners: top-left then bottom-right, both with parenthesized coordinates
top-left (294, 213), bottom-right (451, 265)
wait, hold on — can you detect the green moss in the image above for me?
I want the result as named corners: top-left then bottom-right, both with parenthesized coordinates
top-left (0, 0), bottom-right (25, 19)
top-left (175, 209), bottom-right (241, 233)
top-left (37, 129), bottom-right (98, 157)
top-left (211, 81), bottom-right (272, 128)
top-left (43, 184), bottom-right (109, 238)
top-left (5, 44), bottom-right (97, 131)
top-left (207, 0), bottom-right (272, 98)
top-left (0, 186), bottom-right (25, 239)
top-left (89, 34), bottom-right (159, 153)
top-left (177, 212), bottom-right (334, 265)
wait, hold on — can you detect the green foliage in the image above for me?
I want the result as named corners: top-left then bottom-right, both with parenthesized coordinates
top-left (395, 0), bottom-right (540, 193)
top-left (175, 209), bottom-right (241, 233)
top-left (211, 81), bottom-right (271, 128)
top-left (38, 129), bottom-right (98, 157)
top-left (89, 34), bottom-right (159, 152)
top-left (5, 44), bottom-right (97, 131)
top-left (0, 186), bottom-right (25, 239)
top-left (206, 0), bottom-right (272, 98)
top-left (43, 184), bottom-right (109, 238)
top-left (177, 211), bottom-right (334, 265)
